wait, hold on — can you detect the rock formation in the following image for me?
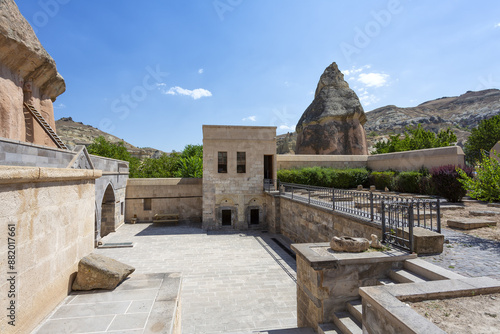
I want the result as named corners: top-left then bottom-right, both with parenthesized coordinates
top-left (0, 0), bottom-right (65, 147)
top-left (330, 236), bottom-right (370, 252)
top-left (72, 254), bottom-right (135, 290)
top-left (295, 62), bottom-right (368, 155)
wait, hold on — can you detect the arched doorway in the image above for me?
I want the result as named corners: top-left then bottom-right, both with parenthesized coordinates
top-left (101, 184), bottom-right (116, 238)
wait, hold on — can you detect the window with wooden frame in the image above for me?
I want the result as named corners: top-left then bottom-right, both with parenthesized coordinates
top-left (218, 152), bottom-right (227, 173)
top-left (237, 152), bottom-right (246, 173)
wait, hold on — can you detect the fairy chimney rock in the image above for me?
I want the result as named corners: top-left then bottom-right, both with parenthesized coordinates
top-left (0, 0), bottom-right (66, 147)
top-left (295, 62), bottom-right (368, 155)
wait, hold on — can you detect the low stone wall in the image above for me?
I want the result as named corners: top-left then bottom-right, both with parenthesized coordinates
top-left (265, 194), bottom-right (443, 254)
top-left (292, 243), bottom-right (416, 330)
top-left (367, 146), bottom-right (466, 171)
top-left (0, 166), bottom-right (100, 334)
top-left (125, 178), bottom-right (202, 223)
top-left (272, 195), bottom-right (382, 243)
top-left (277, 146), bottom-right (465, 171)
top-left (277, 154), bottom-right (368, 170)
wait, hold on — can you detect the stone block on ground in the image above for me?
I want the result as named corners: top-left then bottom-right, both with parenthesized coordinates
top-left (470, 210), bottom-right (500, 217)
top-left (447, 218), bottom-right (497, 230)
top-left (72, 253), bottom-right (135, 291)
top-left (330, 236), bottom-right (369, 252)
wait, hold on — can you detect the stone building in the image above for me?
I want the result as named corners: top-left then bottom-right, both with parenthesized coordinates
top-left (202, 125), bottom-right (277, 230)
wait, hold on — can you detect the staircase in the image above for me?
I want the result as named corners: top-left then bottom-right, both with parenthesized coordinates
top-left (24, 102), bottom-right (68, 149)
top-left (318, 259), bottom-right (463, 334)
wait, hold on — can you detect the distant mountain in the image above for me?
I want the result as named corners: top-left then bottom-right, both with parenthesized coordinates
top-left (55, 117), bottom-right (165, 159)
top-left (276, 89), bottom-right (500, 154)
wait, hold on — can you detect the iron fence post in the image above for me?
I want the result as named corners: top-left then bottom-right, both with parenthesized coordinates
top-left (291, 185), bottom-right (294, 200)
top-left (308, 188), bottom-right (311, 204)
top-left (332, 188), bottom-right (335, 211)
top-left (436, 199), bottom-right (441, 233)
top-left (381, 201), bottom-right (386, 244)
top-left (408, 203), bottom-right (414, 253)
top-left (370, 191), bottom-right (374, 221)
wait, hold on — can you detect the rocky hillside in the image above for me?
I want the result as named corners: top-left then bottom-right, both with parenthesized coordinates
top-left (55, 117), bottom-right (164, 159)
top-left (277, 89), bottom-right (500, 154)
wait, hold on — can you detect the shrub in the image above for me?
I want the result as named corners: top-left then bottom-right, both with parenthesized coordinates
top-left (277, 167), bottom-right (369, 189)
top-left (418, 175), bottom-right (436, 195)
top-left (394, 171), bottom-right (422, 193)
top-left (457, 151), bottom-right (500, 202)
top-left (368, 171), bottom-right (395, 190)
top-left (431, 165), bottom-right (473, 202)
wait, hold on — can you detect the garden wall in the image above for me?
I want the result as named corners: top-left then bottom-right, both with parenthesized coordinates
top-left (277, 146), bottom-right (465, 171)
top-left (125, 178), bottom-right (202, 223)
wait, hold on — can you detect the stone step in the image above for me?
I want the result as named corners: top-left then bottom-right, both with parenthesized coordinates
top-left (346, 299), bottom-right (363, 323)
top-left (333, 311), bottom-right (362, 334)
top-left (317, 323), bottom-right (342, 334)
top-left (403, 258), bottom-right (465, 281)
top-left (447, 218), bottom-right (496, 230)
top-left (439, 204), bottom-right (465, 211)
top-left (388, 268), bottom-right (428, 284)
top-left (255, 328), bottom-right (316, 334)
top-left (377, 278), bottom-right (396, 286)
top-left (487, 203), bottom-right (500, 208)
top-left (470, 210), bottom-right (500, 217)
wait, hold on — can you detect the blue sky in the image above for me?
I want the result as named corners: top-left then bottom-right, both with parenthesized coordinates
top-left (16, 0), bottom-right (500, 152)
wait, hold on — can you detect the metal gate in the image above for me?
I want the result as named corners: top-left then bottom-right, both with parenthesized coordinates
top-left (381, 201), bottom-right (414, 252)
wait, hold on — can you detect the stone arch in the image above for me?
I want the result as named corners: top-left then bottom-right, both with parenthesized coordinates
top-left (100, 183), bottom-right (116, 238)
top-left (245, 197), bottom-right (265, 226)
top-left (217, 197), bottom-right (235, 206)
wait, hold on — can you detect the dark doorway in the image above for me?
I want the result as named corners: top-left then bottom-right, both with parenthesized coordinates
top-left (101, 184), bottom-right (116, 238)
top-left (264, 155), bottom-right (273, 179)
top-left (222, 209), bottom-right (232, 226)
top-left (250, 209), bottom-right (260, 225)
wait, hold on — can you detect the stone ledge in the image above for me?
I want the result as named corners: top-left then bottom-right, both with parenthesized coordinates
top-left (447, 218), bottom-right (497, 230)
top-left (292, 242), bottom-right (416, 270)
top-left (0, 165), bottom-right (102, 184)
top-left (360, 277), bottom-right (500, 334)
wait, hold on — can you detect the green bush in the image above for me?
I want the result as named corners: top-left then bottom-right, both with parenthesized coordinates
top-left (368, 171), bottom-right (395, 190)
top-left (394, 171), bottom-right (422, 193)
top-left (418, 175), bottom-right (436, 195)
top-left (277, 167), bottom-right (369, 189)
top-left (457, 151), bottom-right (500, 202)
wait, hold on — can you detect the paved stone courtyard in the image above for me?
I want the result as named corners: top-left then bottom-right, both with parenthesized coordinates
top-left (35, 223), bottom-right (302, 334)
top-left (33, 222), bottom-right (500, 334)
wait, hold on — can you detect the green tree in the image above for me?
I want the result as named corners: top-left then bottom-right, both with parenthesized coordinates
top-left (176, 144), bottom-right (203, 177)
top-left (463, 114), bottom-right (500, 164)
top-left (457, 151), bottom-right (500, 202)
top-left (87, 136), bottom-right (141, 176)
top-left (135, 153), bottom-right (181, 178)
top-left (373, 124), bottom-right (457, 154)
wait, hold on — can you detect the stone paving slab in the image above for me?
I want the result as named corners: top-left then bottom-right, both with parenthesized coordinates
top-left (470, 210), bottom-right (500, 216)
top-left (447, 218), bottom-right (496, 230)
top-left (33, 273), bottom-right (180, 334)
top-left (34, 224), bottom-right (299, 334)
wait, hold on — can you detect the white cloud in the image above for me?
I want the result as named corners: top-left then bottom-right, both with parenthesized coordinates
top-left (495, 22), bottom-right (500, 28)
top-left (279, 125), bottom-right (295, 131)
top-left (54, 103), bottom-right (66, 110)
top-left (198, 68), bottom-right (204, 74)
top-left (357, 73), bottom-right (389, 88)
top-left (163, 86), bottom-right (212, 100)
top-left (343, 65), bottom-right (371, 76)
top-left (358, 91), bottom-right (380, 107)
top-left (243, 116), bottom-right (257, 122)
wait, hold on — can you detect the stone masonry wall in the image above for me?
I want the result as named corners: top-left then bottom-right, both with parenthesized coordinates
top-left (202, 125), bottom-right (277, 230)
top-left (0, 166), bottom-right (100, 334)
top-left (125, 178), bottom-right (202, 223)
top-left (274, 195), bottom-right (381, 243)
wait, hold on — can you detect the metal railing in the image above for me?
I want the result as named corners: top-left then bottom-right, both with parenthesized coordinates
top-left (264, 179), bottom-right (441, 234)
